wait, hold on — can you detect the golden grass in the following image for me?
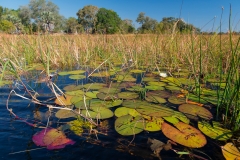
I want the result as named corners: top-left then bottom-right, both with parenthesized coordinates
top-left (0, 33), bottom-right (238, 76)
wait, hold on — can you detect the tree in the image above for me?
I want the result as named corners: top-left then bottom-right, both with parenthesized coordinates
top-left (76, 5), bottom-right (98, 33)
top-left (96, 8), bottom-right (121, 34)
top-left (4, 14), bottom-right (23, 33)
top-left (41, 11), bottom-right (54, 33)
top-left (136, 12), bottom-right (157, 33)
top-left (65, 17), bottom-right (83, 34)
top-left (19, 0), bottom-right (61, 32)
top-left (0, 19), bottom-right (15, 33)
top-left (0, 6), bottom-right (3, 20)
top-left (120, 19), bottom-right (135, 33)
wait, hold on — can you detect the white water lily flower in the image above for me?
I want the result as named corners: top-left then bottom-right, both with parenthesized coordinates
top-left (159, 72), bottom-right (167, 77)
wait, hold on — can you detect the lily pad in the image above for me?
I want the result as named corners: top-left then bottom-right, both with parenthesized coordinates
top-left (68, 70), bottom-right (86, 75)
top-left (65, 90), bottom-right (85, 96)
top-left (145, 85), bottom-right (165, 91)
top-left (130, 69), bottom-right (145, 73)
top-left (69, 75), bottom-right (86, 80)
top-left (122, 100), bottom-right (150, 109)
top-left (146, 90), bottom-right (172, 98)
top-left (114, 107), bottom-right (141, 117)
top-left (136, 105), bottom-right (174, 117)
top-left (96, 92), bottom-right (118, 100)
top-left (198, 121), bottom-right (232, 140)
top-left (162, 122), bottom-right (207, 148)
top-left (55, 95), bottom-right (73, 106)
top-left (221, 143), bottom-right (240, 160)
top-left (83, 83), bottom-right (106, 90)
top-left (81, 106), bottom-right (114, 119)
top-left (85, 91), bottom-right (99, 98)
top-left (115, 115), bottom-right (145, 136)
top-left (113, 74), bottom-right (136, 82)
top-left (55, 109), bottom-right (76, 119)
top-left (89, 71), bottom-right (112, 77)
top-left (117, 92), bottom-right (139, 99)
top-left (168, 96), bottom-right (186, 104)
top-left (147, 81), bottom-right (166, 86)
top-left (32, 128), bottom-right (75, 150)
top-left (145, 117), bottom-right (164, 131)
top-left (165, 85), bottom-right (182, 91)
top-left (145, 95), bottom-right (167, 104)
top-left (178, 104), bottom-right (213, 120)
top-left (98, 87), bottom-right (121, 94)
top-left (75, 99), bottom-right (122, 109)
top-left (63, 85), bottom-right (83, 91)
top-left (142, 77), bottom-right (158, 82)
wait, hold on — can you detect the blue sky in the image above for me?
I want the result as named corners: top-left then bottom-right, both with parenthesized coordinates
top-left (1, 0), bottom-right (240, 32)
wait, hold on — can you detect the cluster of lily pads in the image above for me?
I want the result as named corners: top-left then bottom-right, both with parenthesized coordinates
top-left (51, 69), bottom-right (233, 149)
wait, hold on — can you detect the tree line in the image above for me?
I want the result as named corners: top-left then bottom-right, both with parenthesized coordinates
top-left (0, 0), bottom-right (200, 34)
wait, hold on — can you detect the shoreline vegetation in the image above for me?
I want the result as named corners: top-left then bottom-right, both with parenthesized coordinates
top-left (0, 33), bottom-right (239, 128)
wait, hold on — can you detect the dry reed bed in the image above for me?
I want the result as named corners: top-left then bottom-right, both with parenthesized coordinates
top-left (0, 34), bottom-right (238, 75)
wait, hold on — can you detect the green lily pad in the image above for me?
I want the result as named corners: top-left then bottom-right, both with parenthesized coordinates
top-left (178, 104), bottom-right (213, 120)
top-left (114, 107), bottom-right (141, 117)
top-left (55, 109), bottom-right (76, 119)
top-left (96, 92), bottom-right (118, 100)
top-left (65, 90), bottom-right (85, 96)
top-left (83, 83), bottom-right (106, 90)
top-left (122, 100), bottom-right (151, 109)
top-left (165, 85), bottom-right (182, 91)
top-left (68, 70), bottom-right (86, 75)
top-left (198, 121), bottom-right (232, 141)
top-left (86, 91), bottom-right (99, 98)
top-left (146, 90), bottom-right (172, 98)
top-left (168, 96), bottom-right (186, 104)
top-left (69, 75), bottom-right (86, 80)
top-left (117, 92), bottom-right (139, 99)
top-left (75, 99), bottom-right (122, 109)
top-left (115, 115), bottom-right (145, 136)
top-left (98, 87), bottom-right (121, 94)
top-left (147, 81), bottom-right (166, 86)
top-left (145, 95), bottom-right (167, 104)
top-left (145, 117), bottom-right (164, 132)
top-left (113, 74), bottom-right (136, 82)
top-left (89, 71), bottom-right (112, 77)
top-left (145, 85), bottom-right (165, 91)
top-left (130, 69), bottom-right (145, 73)
top-left (63, 85), bottom-right (83, 91)
top-left (126, 85), bottom-right (145, 92)
top-left (136, 105), bottom-right (174, 117)
top-left (81, 106), bottom-right (114, 119)
top-left (142, 77), bottom-right (158, 82)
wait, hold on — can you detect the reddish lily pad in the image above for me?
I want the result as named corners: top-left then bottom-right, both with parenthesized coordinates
top-left (32, 128), bottom-right (75, 150)
top-left (162, 122), bottom-right (206, 148)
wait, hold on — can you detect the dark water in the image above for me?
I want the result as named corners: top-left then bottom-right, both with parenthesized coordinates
top-left (0, 73), bottom-right (226, 160)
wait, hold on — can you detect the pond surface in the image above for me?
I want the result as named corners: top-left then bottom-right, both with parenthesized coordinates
top-left (0, 70), bottom-right (226, 160)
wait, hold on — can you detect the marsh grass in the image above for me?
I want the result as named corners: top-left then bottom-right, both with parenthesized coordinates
top-left (0, 31), bottom-right (239, 129)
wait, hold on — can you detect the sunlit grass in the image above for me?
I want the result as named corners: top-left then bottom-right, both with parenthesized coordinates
top-left (0, 33), bottom-right (239, 130)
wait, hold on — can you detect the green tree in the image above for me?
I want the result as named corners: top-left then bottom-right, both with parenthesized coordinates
top-left (0, 19), bottom-right (15, 33)
top-left (96, 8), bottom-right (121, 34)
top-left (19, 0), bottom-right (62, 32)
top-left (76, 5), bottom-right (98, 33)
top-left (136, 12), bottom-right (157, 33)
top-left (120, 19), bottom-right (135, 33)
top-left (0, 6), bottom-right (3, 20)
top-left (65, 17), bottom-right (83, 34)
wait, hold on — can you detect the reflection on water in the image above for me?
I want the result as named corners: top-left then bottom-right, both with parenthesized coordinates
top-left (0, 70), bottom-right (226, 160)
